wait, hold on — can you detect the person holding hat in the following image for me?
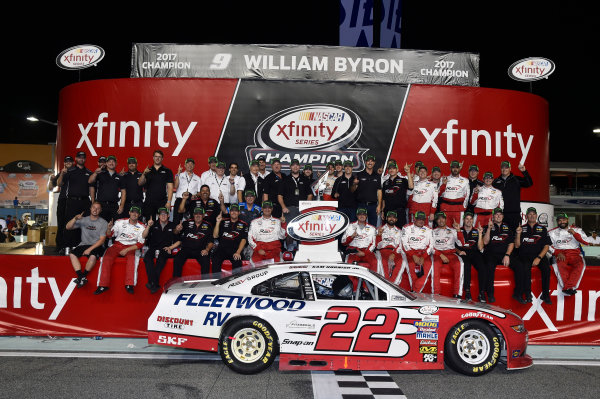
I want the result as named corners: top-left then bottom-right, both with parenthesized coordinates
top-left (382, 160), bottom-right (413, 228)
top-left (355, 154), bottom-right (383, 227)
top-left (548, 213), bottom-right (591, 295)
top-left (492, 161), bottom-right (533, 230)
top-left (431, 212), bottom-right (464, 297)
top-left (262, 158), bottom-right (285, 217)
top-left (438, 161), bottom-right (470, 227)
top-left (407, 165), bottom-right (438, 224)
top-left (375, 211), bottom-right (402, 282)
top-left (466, 164), bottom-right (484, 214)
top-left (200, 156), bottom-right (219, 185)
top-left (481, 207), bottom-right (515, 303)
top-left (243, 160), bottom-right (265, 202)
top-left (456, 212), bottom-right (486, 301)
top-left (179, 185), bottom-right (219, 225)
top-left (49, 155), bottom-right (74, 253)
top-left (399, 210), bottom-right (434, 292)
top-left (94, 205), bottom-right (146, 295)
top-left (138, 150), bottom-right (174, 223)
top-left (227, 162), bottom-right (246, 204)
top-left (58, 151), bottom-right (93, 250)
top-left (212, 204), bottom-right (249, 274)
top-left (470, 172), bottom-right (504, 227)
top-left (142, 207), bottom-right (181, 293)
top-left (341, 208), bottom-right (378, 271)
top-left (66, 202), bottom-right (108, 288)
top-left (248, 201), bottom-right (286, 263)
top-left (89, 155), bottom-right (122, 222)
top-left (513, 207), bottom-right (552, 304)
top-left (173, 158), bottom-right (201, 224)
top-left (117, 157), bottom-right (144, 219)
top-left (172, 206), bottom-right (214, 278)
top-left (332, 160), bottom-right (359, 223)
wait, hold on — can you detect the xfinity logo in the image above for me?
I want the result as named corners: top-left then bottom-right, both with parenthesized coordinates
top-left (418, 119), bottom-right (534, 165)
top-left (287, 210), bottom-right (349, 241)
top-left (508, 57), bottom-right (555, 82)
top-left (76, 112), bottom-right (197, 157)
top-left (57, 44), bottom-right (104, 70)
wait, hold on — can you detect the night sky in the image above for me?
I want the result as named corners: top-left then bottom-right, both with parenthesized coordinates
top-left (3, 2), bottom-right (598, 161)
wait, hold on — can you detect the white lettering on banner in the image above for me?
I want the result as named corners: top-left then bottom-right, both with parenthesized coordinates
top-left (242, 54), bottom-right (402, 74)
top-left (522, 289), bottom-right (600, 331)
top-left (0, 267), bottom-right (75, 320)
top-left (76, 113), bottom-right (196, 157)
top-left (418, 119), bottom-right (534, 165)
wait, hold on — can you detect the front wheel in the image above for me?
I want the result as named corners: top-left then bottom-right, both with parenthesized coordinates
top-left (444, 320), bottom-right (501, 376)
top-left (219, 317), bottom-right (278, 374)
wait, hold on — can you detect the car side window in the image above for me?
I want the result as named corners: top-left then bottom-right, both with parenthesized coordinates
top-left (251, 272), bottom-right (311, 300)
top-left (312, 274), bottom-right (387, 301)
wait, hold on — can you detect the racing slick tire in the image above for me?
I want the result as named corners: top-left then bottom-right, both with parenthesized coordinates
top-left (219, 317), bottom-right (279, 374)
top-left (444, 320), bottom-right (501, 376)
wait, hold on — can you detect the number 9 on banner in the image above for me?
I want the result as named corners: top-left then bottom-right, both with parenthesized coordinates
top-left (210, 53), bottom-right (232, 70)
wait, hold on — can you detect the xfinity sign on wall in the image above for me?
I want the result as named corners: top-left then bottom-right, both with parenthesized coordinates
top-left (508, 57), bottom-right (555, 82)
top-left (56, 45), bottom-right (104, 70)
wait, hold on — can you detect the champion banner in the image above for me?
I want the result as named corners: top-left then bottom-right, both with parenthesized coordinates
top-left (0, 254), bottom-right (598, 344)
top-left (131, 44), bottom-right (480, 86)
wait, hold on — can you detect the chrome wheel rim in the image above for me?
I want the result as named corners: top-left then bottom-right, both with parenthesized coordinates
top-left (231, 328), bottom-right (266, 363)
top-left (456, 329), bottom-right (491, 365)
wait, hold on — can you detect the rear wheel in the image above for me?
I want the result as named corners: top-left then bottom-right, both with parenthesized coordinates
top-left (219, 317), bottom-right (278, 374)
top-left (444, 320), bottom-right (500, 376)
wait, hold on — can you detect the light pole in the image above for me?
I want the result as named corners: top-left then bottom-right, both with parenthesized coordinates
top-left (27, 116), bottom-right (57, 126)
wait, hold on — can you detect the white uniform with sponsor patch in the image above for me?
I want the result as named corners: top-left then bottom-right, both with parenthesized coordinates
top-left (248, 216), bottom-right (286, 249)
top-left (112, 218), bottom-right (145, 246)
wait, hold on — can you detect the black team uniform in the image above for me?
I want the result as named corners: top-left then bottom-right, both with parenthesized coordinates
top-left (355, 169), bottom-right (381, 227)
top-left (62, 166), bottom-right (92, 248)
top-left (181, 196), bottom-right (219, 225)
top-left (53, 174), bottom-right (68, 252)
top-left (492, 171), bottom-right (533, 229)
top-left (143, 165), bottom-right (174, 222)
top-left (119, 170), bottom-right (144, 219)
top-left (262, 172), bottom-right (286, 218)
top-left (514, 223), bottom-right (552, 303)
top-left (457, 226), bottom-right (486, 300)
top-left (332, 174), bottom-right (358, 223)
top-left (94, 170), bottom-right (122, 222)
top-left (466, 178), bottom-right (484, 214)
top-left (382, 175), bottom-right (409, 228)
top-left (212, 217), bottom-right (249, 274)
top-left (143, 220), bottom-right (179, 291)
top-left (172, 218), bottom-right (214, 277)
top-left (482, 222), bottom-right (514, 301)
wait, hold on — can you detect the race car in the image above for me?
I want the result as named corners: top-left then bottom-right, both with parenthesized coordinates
top-left (148, 262), bottom-right (532, 376)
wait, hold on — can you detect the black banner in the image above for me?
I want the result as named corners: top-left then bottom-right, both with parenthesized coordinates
top-left (131, 44), bottom-right (479, 86)
top-left (214, 80), bottom-right (409, 173)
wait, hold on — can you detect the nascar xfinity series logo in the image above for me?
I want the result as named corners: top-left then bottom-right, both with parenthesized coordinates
top-left (287, 210), bottom-right (349, 242)
top-left (246, 104), bottom-right (367, 171)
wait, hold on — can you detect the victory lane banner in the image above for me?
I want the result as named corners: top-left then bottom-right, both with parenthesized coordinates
top-left (131, 43), bottom-right (480, 86)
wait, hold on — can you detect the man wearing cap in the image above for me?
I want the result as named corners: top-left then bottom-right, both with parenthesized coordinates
top-left (375, 211), bottom-right (402, 282)
top-left (466, 165), bottom-right (484, 214)
top-left (332, 160), bottom-right (359, 223)
top-left (382, 160), bottom-right (413, 228)
top-left (173, 158), bottom-right (201, 224)
top-left (278, 159), bottom-right (313, 225)
top-left (97, 156), bottom-right (107, 170)
top-left (341, 208), bottom-right (378, 271)
top-left (89, 155), bottom-right (122, 222)
top-left (142, 207), bottom-right (181, 293)
top-left (413, 161), bottom-right (425, 183)
top-left (303, 164), bottom-right (315, 185)
top-left (118, 157), bottom-right (144, 220)
top-left (243, 160), bottom-right (265, 202)
top-left (200, 156), bottom-right (219, 185)
top-left (257, 156), bottom-right (270, 179)
top-left (470, 172), bottom-right (504, 227)
top-left (492, 161), bottom-right (533, 230)
top-left (437, 161), bottom-right (470, 227)
top-left (95, 206), bottom-right (146, 295)
top-left (548, 213), bottom-right (591, 295)
top-left (248, 201), bottom-right (286, 263)
top-left (408, 166), bottom-right (438, 224)
top-left (207, 161), bottom-right (234, 203)
top-left (172, 207), bottom-right (214, 277)
top-left (179, 185), bottom-right (219, 225)
top-left (227, 162), bottom-right (246, 204)
top-left (431, 212), bottom-right (464, 298)
top-left (587, 230), bottom-right (600, 245)
top-left (262, 158), bottom-right (285, 218)
top-left (212, 205), bottom-right (249, 274)
top-left (514, 207), bottom-right (552, 304)
top-left (58, 151), bottom-right (93, 249)
top-left (334, 159), bottom-right (344, 178)
top-left (399, 211), bottom-right (434, 292)
top-left (66, 202), bottom-right (108, 288)
top-left (317, 161), bottom-right (337, 201)
top-left (138, 150), bottom-right (174, 222)
top-left (355, 154), bottom-right (383, 227)
top-left (430, 166), bottom-right (443, 188)
top-left (49, 155), bottom-right (73, 253)
top-left (481, 208), bottom-right (515, 303)
top-left (236, 190), bottom-right (262, 226)
top-left (456, 212), bottom-right (486, 301)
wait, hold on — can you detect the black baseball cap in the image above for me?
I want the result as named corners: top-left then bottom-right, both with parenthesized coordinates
top-left (556, 212), bottom-right (568, 220)
top-left (244, 190), bottom-right (256, 197)
top-left (469, 164), bottom-right (479, 171)
top-left (526, 207), bottom-right (537, 214)
top-left (270, 158), bottom-right (281, 165)
top-left (386, 210), bottom-right (398, 218)
top-left (129, 205), bottom-right (141, 214)
top-left (98, 156), bottom-right (107, 162)
top-left (64, 156), bottom-right (73, 162)
top-left (343, 160), bottom-right (353, 167)
top-left (435, 211), bottom-right (447, 219)
top-left (483, 172), bottom-right (494, 179)
top-left (414, 211), bottom-right (427, 220)
top-left (257, 156), bottom-right (266, 162)
top-left (432, 166), bottom-right (441, 173)
top-left (387, 160), bottom-right (398, 169)
top-left (304, 164), bottom-right (312, 170)
top-left (262, 201), bottom-right (273, 208)
top-left (193, 207), bottom-right (205, 215)
top-left (208, 156), bottom-right (218, 163)
top-left (290, 159), bottom-right (300, 166)
top-left (450, 160), bottom-right (460, 168)
top-left (157, 207), bottom-right (169, 215)
top-left (501, 161), bottom-right (511, 168)
top-left (216, 161), bottom-right (226, 168)
top-left (106, 155), bottom-right (117, 162)
top-left (185, 158), bottom-right (195, 164)
top-left (356, 208), bottom-right (368, 215)
top-left (365, 154), bottom-right (376, 161)
top-left (76, 151), bottom-right (86, 158)
top-left (229, 204), bottom-right (240, 212)
top-left (326, 161), bottom-right (334, 167)
top-left (464, 211), bottom-right (474, 218)
top-left (334, 160), bottom-right (343, 166)
top-left (493, 207), bottom-right (504, 215)
top-left (127, 157), bottom-right (137, 164)
top-left (415, 161), bottom-right (424, 168)
top-left (249, 160), bottom-right (259, 167)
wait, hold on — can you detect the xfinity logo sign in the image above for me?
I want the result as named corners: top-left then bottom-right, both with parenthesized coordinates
top-left (287, 210), bottom-right (349, 241)
top-left (418, 119), bottom-right (534, 165)
top-left (57, 45), bottom-right (104, 70)
top-left (508, 57), bottom-right (555, 82)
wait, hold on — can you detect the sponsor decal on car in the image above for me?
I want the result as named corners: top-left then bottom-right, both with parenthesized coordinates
top-left (157, 315), bottom-right (194, 330)
top-left (173, 293), bottom-right (306, 312)
top-left (414, 320), bottom-right (439, 328)
top-left (416, 332), bottom-right (438, 340)
top-left (461, 311), bottom-right (494, 321)
top-left (423, 353), bottom-right (438, 362)
top-left (420, 340), bottom-right (437, 346)
top-left (419, 346), bottom-right (438, 354)
top-left (419, 305), bottom-right (438, 315)
top-left (512, 349), bottom-right (521, 358)
top-left (282, 339), bottom-right (313, 346)
top-left (286, 320), bottom-right (316, 329)
top-left (157, 334), bottom-right (188, 346)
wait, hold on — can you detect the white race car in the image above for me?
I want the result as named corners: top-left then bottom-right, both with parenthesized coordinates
top-left (148, 262), bottom-right (532, 376)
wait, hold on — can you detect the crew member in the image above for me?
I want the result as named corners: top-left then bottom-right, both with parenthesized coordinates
top-left (303, 164), bottom-right (315, 185)
top-left (95, 206), bottom-right (145, 295)
top-left (341, 208), bottom-right (378, 271)
top-left (456, 212), bottom-right (486, 301)
top-left (514, 207), bottom-right (552, 304)
top-left (431, 212), bottom-right (464, 297)
top-left (118, 157), bottom-right (144, 219)
top-left (492, 161), bottom-right (533, 229)
top-left (212, 204), bottom-right (249, 274)
top-left (548, 213), bottom-right (591, 295)
top-left (178, 185), bottom-right (219, 225)
top-left (279, 159), bottom-right (313, 251)
top-left (470, 172), bottom-right (504, 227)
top-left (332, 160), bottom-right (358, 222)
top-left (262, 158), bottom-right (285, 218)
top-left (200, 156), bottom-right (219, 184)
top-left (138, 150), bottom-right (174, 222)
top-left (50, 155), bottom-right (73, 253)
top-left (481, 208), bottom-right (515, 303)
top-left (355, 154), bottom-right (382, 227)
top-left (320, 161), bottom-right (337, 201)
top-left (173, 158), bottom-right (201, 224)
top-left (172, 207), bottom-right (214, 277)
top-left (438, 161), bottom-right (470, 226)
top-left (381, 160), bottom-right (413, 228)
top-left (375, 211), bottom-right (402, 282)
top-left (243, 160), bottom-right (264, 201)
top-left (257, 156), bottom-right (269, 179)
top-left (66, 202), bottom-right (107, 288)
top-left (142, 207), bottom-right (180, 293)
top-left (248, 201), bottom-right (286, 263)
top-left (237, 190), bottom-right (262, 226)
top-left (227, 162), bottom-right (245, 204)
top-left (89, 155), bottom-right (122, 222)
top-left (466, 164), bottom-right (483, 214)
top-left (407, 166), bottom-right (438, 224)
top-left (399, 211), bottom-right (434, 292)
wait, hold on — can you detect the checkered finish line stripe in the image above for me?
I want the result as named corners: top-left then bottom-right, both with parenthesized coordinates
top-left (312, 370), bottom-right (406, 399)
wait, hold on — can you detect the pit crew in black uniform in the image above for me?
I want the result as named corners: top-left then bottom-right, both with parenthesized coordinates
top-left (118, 157), bottom-right (144, 219)
top-left (466, 164), bottom-right (484, 214)
top-left (482, 207), bottom-right (515, 303)
top-left (138, 150), bottom-right (174, 222)
top-left (332, 160), bottom-right (358, 223)
top-left (50, 155), bottom-right (73, 253)
top-left (212, 204), bottom-right (249, 274)
top-left (381, 160), bottom-right (413, 228)
top-left (89, 155), bottom-right (122, 222)
top-left (178, 185), bottom-right (219, 225)
top-left (142, 207), bottom-right (181, 293)
top-left (456, 211), bottom-right (486, 301)
top-left (355, 154), bottom-right (382, 227)
top-left (513, 207), bottom-right (552, 304)
top-left (261, 158), bottom-right (286, 218)
top-left (172, 207), bottom-right (214, 277)
top-left (492, 161), bottom-right (533, 230)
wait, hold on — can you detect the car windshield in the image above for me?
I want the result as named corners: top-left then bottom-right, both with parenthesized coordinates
top-left (211, 266), bottom-right (268, 285)
top-left (367, 269), bottom-right (416, 300)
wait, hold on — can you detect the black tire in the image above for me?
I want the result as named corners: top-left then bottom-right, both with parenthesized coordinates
top-left (444, 320), bottom-right (501, 376)
top-left (219, 317), bottom-right (278, 374)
